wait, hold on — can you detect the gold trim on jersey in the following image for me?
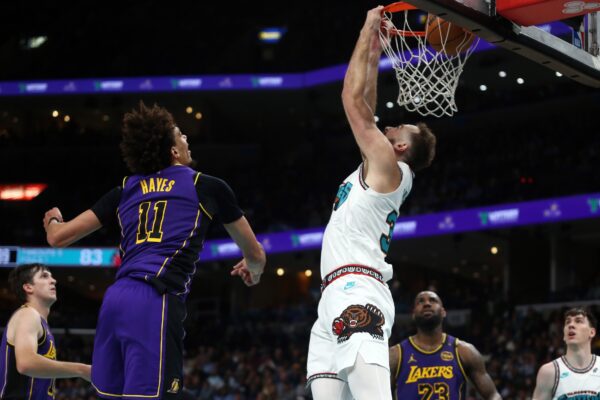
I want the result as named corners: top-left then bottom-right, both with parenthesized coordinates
top-left (28, 377), bottom-right (34, 400)
top-left (454, 338), bottom-right (469, 383)
top-left (409, 333), bottom-right (447, 355)
top-left (198, 202), bottom-right (213, 220)
top-left (194, 173), bottom-right (213, 220)
top-left (394, 344), bottom-right (402, 380)
top-left (116, 208), bottom-right (125, 257)
top-left (91, 294), bottom-right (166, 398)
top-left (155, 208), bottom-right (202, 279)
top-left (38, 324), bottom-right (47, 347)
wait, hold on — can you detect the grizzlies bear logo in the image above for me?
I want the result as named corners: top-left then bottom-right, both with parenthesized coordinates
top-left (332, 304), bottom-right (385, 343)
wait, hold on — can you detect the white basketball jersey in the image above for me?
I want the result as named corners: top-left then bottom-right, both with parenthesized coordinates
top-left (553, 355), bottom-right (600, 399)
top-left (320, 161), bottom-right (413, 282)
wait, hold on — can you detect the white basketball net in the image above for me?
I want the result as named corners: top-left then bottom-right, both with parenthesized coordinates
top-left (379, 10), bottom-right (479, 117)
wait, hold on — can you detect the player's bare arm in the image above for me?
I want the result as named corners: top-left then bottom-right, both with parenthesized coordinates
top-left (364, 26), bottom-right (383, 113)
top-left (11, 307), bottom-right (91, 381)
top-left (224, 216), bottom-right (266, 286)
top-left (44, 207), bottom-right (102, 248)
top-left (532, 362), bottom-right (556, 400)
top-left (457, 340), bottom-right (502, 400)
top-left (389, 344), bottom-right (401, 390)
top-left (342, 6), bottom-right (401, 193)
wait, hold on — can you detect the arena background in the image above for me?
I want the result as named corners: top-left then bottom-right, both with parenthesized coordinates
top-left (1, 2), bottom-right (599, 399)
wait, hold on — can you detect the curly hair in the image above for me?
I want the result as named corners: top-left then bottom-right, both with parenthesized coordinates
top-left (120, 102), bottom-right (176, 174)
top-left (8, 263), bottom-right (49, 304)
top-left (406, 122), bottom-right (436, 172)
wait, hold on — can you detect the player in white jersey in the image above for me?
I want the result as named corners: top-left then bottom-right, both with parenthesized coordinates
top-left (306, 6), bottom-right (436, 400)
top-left (533, 307), bottom-right (600, 400)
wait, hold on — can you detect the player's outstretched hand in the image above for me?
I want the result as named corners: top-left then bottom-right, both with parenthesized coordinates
top-left (230, 258), bottom-right (262, 286)
top-left (43, 207), bottom-right (63, 231)
top-left (365, 5), bottom-right (384, 33)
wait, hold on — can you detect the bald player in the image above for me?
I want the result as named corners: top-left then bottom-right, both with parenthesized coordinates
top-left (390, 291), bottom-right (501, 400)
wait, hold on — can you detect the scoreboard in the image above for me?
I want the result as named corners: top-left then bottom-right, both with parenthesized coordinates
top-left (0, 247), bottom-right (119, 267)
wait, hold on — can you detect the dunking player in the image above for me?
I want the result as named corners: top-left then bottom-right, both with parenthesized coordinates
top-left (533, 307), bottom-right (600, 399)
top-left (306, 6), bottom-right (436, 400)
top-left (0, 263), bottom-right (91, 399)
top-left (43, 103), bottom-right (266, 399)
top-left (390, 291), bottom-right (501, 399)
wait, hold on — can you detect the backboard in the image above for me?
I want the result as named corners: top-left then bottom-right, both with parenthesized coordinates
top-left (399, 0), bottom-right (600, 87)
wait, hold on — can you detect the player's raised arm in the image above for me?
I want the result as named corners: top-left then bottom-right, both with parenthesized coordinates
top-left (43, 208), bottom-right (102, 248)
top-left (44, 185), bottom-right (120, 247)
top-left (457, 340), bottom-right (502, 400)
top-left (532, 362), bottom-right (556, 400)
top-left (342, 6), bottom-right (400, 191)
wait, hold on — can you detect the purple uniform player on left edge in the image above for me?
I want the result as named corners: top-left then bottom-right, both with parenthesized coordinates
top-left (0, 264), bottom-right (91, 400)
top-left (43, 102), bottom-right (266, 400)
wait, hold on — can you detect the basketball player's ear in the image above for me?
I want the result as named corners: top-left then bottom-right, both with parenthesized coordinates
top-left (22, 282), bottom-right (34, 296)
top-left (441, 307), bottom-right (447, 319)
top-left (170, 146), bottom-right (179, 160)
top-left (591, 327), bottom-right (596, 339)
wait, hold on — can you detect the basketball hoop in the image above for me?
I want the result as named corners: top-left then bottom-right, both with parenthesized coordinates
top-left (380, 2), bottom-right (479, 117)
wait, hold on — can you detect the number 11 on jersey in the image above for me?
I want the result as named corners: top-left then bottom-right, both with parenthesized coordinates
top-left (136, 200), bottom-right (168, 244)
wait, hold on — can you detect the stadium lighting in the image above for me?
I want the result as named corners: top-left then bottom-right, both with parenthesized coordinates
top-left (499, 71), bottom-right (507, 78)
top-left (195, 112), bottom-right (202, 120)
top-left (259, 27), bottom-right (287, 43)
top-left (0, 184), bottom-right (47, 201)
top-left (185, 106), bottom-right (193, 114)
top-left (555, 71), bottom-right (563, 77)
top-left (374, 116), bottom-right (380, 122)
top-left (516, 78), bottom-right (525, 84)
top-left (276, 268), bottom-right (285, 276)
top-left (479, 84), bottom-right (488, 91)
top-left (304, 269), bottom-right (313, 277)
top-left (51, 110), bottom-right (59, 118)
top-left (490, 246), bottom-right (499, 255)
top-left (22, 36), bottom-right (48, 49)
top-left (386, 101), bottom-right (394, 109)
top-left (64, 115), bottom-right (71, 122)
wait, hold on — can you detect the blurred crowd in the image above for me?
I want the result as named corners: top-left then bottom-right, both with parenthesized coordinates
top-left (50, 302), bottom-right (600, 400)
top-left (1, 87), bottom-right (598, 246)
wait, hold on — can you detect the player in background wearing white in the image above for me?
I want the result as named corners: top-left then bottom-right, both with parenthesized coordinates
top-left (533, 307), bottom-right (600, 400)
top-left (306, 6), bottom-right (437, 400)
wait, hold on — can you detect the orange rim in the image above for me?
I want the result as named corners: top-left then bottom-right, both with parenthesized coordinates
top-left (381, 2), bottom-right (426, 37)
top-left (382, 2), bottom-right (418, 13)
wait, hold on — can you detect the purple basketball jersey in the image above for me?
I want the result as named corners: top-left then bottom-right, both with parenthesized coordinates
top-left (0, 310), bottom-right (56, 399)
top-left (395, 334), bottom-right (466, 400)
top-left (116, 165), bottom-right (205, 296)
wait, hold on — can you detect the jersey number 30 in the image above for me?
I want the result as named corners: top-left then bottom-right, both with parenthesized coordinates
top-left (136, 201), bottom-right (168, 244)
